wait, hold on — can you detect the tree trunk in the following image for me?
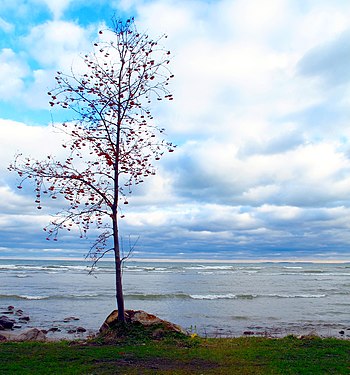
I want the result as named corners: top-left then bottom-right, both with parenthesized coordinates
top-left (113, 220), bottom-right (125, 322)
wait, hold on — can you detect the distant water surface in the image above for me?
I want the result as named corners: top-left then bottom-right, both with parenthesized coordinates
top-left (0, 259), bottom-right (349, 338)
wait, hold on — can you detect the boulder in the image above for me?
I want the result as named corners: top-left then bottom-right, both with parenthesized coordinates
top-left (0, 316), bottom-right (15, 329)
top-left (77, 327), bottom-right (86, 333)
top-left (100, 310), bottom-right (187, 336)
top-left (0, 334), bottom-right (7, 342)
top-left (16, 328), bottom-right (46, 342)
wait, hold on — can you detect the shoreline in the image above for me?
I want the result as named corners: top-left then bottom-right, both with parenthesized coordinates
top-left (1, 323), bottom-right (349, 342)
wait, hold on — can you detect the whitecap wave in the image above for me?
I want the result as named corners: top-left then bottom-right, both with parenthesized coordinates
top-left (190, 293), bottom-right (237, 300)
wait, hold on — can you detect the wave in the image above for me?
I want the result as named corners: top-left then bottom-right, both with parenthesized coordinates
top-left (126, 293), bottom-right (190, 300)
top-left (124, 266), bottom-right (173, 273)
top-left (0, 290), bottom-right (329, 303)
top-left (267, 294), bottom-right (326, 299)
top-left (0, 293), bottom-right (104, 301)
top-left (0, 264), bottom-right (90, 272)
top-left (0, 294), bottom-right (50, 300)
top-left (189, 293), bottom-right (327, 300)
top-left (127, 293), bottom-right (257, 300)
top-left (190, 294), bottom-right (251, 300)
top-left (185, 265), bottom-right (236, 271)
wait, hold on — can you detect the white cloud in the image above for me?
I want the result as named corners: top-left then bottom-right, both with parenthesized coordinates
top-left (23, 69), bottom-right (57, 109)
top-left (0, 119), bottom-right (65, 168)
top-left (217, 0), bottom-right (291, 41)
top-left (291, 2), bottom-right (350, 51)
top-left (0, 49), bottom-right (28, 100)
top-left (1, 0), bottom-right (350, 259)
top-left (37, 0), bottom-right (72, 19)
top-left (0, 17), bottom-right (14, 33)
top-left (24, 20), bottom-right (93, 70)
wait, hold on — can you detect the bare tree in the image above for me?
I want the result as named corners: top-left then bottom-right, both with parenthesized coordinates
top-left (9, 18), bottom-right (175, 323)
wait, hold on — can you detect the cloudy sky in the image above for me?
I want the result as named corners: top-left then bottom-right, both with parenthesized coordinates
top-left (1, 0), bottom-right (350, 261)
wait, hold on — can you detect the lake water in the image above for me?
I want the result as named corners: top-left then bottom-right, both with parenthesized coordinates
top-left (1, 259), bottom-right (349, 339)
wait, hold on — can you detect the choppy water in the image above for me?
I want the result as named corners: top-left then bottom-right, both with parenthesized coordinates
top-left (0, 259), bottom-right (349, 338)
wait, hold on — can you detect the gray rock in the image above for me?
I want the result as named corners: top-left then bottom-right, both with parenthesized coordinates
top-left (100, 310), bottom-right (187, 336)
top-left (0, 315), bottom-right (15, 329)
top-left (77, 327), bottom-right (86, 333)
top-left (0, 334), bottom-right (7, 342)
top-left (16, 328), bottom-right (46, 342)
top-left (48, 327), bottom-right (60, 332)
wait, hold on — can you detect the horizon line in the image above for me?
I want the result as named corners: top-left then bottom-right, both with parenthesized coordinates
top-left (0, 256), bottom-right (349, 264)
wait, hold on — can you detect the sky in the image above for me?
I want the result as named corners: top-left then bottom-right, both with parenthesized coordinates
top-left (1, 0), bottom-right (350, 262)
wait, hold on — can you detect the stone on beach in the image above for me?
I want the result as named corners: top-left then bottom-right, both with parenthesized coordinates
top-left (100, 310), bottom-right (187, 337)
top-left (0, 334), bottom-right (7, 342)
top-left (48, 327), bottom-right (60, 332)
top-left (0, 316), bottom-right (15, 329)
top-left (16, 328), bottom-right (46, 342)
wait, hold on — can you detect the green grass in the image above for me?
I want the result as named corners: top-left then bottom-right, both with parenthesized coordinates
top-left (0, 335), bottom-right (349, 374)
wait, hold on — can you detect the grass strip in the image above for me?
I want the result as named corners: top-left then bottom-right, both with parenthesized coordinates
top-left (0, 335), bottom-right (349, 374)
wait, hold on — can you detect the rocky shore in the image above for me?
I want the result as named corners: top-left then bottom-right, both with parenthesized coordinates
top-left (0, 305), bottom-right (94, 342)
top-left (1, 304), bottom-right (349, 342)
top-left (0, 306), bottom-right (187, 342)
